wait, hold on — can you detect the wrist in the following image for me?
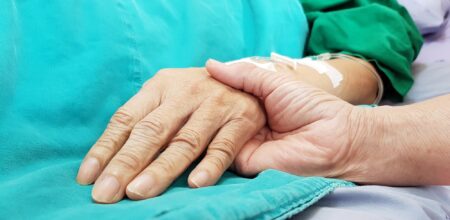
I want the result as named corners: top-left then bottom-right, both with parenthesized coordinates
top-left (341, 106), bottom-right (410, 185)
top-left (344, 105), bottom-right (436, 185)
top-left (337, 105), bottom-right (384, 183)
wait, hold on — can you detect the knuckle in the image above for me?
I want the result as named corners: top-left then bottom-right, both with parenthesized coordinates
top-left (93, 138), bottom-right (118, 154)
top-left (247, 96), bottom-right (262, 112)
top-left (211, 138), bottom-right (236, 159)
top-left (188, 80), bottom-right (206, 95)
top-left (206, 139), bottom-right (236, 171)
top-left (171, 128), bottom-right (201, 151)
top-left (129, 135), bottom-right (162, 151)
top-left (209, 95), bottom-right (228, 108)
top-left (149, 68), bottom-right (176, 86)
top-left (231, 97), bottom-right (261, 118)
top-left (113, 151), bottom-right (142, 171)
top-left (133, 118), bottom-right (166, 137)
top-left (151, 157), bottom-right (178, 178)
top-left (165, 145), bottom-right (196, 163)
top-left (205, 154), bottom-right (228, 172)
top-left (109, 108), bottom-right (135, 128)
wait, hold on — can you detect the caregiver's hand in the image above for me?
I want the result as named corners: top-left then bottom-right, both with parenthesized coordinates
top-left (76, 68), bottom-right (265, 203)
top-left (207, 60), bottom-right (450, 186)
top-left (206, 60), bottom-right (367, 180)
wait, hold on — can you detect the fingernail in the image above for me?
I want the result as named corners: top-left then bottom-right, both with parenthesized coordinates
top-left (77, 157), bottom-right (100, 185)
top-left (127, 174), bottom-right (154, 199)
top-left (190, 171), bottom-right (210, 188)
top-left (92, 175), bottom-right (120, 203)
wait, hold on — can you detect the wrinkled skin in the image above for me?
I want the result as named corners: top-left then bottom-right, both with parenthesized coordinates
top-left (77, 68), bottom-right (265, 203)
top-left (207, 60), bottom-right (367, 180)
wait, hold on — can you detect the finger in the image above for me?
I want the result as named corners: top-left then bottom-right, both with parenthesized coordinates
top-left (187, 118), bottom-right (259, 188)
top-left (229, 127), bottom-right (269, 172)
top-left (77, 85), bottom-right (161, 185)
top-left (234, 138), bottom-right (295, 177)
top-left (126, 104), bottom-right (226, 199)
top-left (206, 59), bottom-right (292, 99)
top-left (91, 103), bottom-right (190, 203)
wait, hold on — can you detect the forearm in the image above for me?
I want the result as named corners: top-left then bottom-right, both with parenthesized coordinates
top-left (227, 54), bottom-right (379, 104)
top-left (292, 58), bottom-right (379, 105)
top-left (352, 94), bottom-right (450, 185)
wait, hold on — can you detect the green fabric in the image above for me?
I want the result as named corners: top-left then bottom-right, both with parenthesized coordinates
top-left (0, 1), bottom-right (356, 219)
top-left (301, 0), bottom-right (423, 100)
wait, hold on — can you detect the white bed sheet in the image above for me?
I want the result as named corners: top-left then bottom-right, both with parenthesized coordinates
top-left (295, 186), bottom-right (450, 220)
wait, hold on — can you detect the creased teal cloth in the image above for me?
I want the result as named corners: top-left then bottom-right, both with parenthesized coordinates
top-left (0, 1), bottom-right (353, 219)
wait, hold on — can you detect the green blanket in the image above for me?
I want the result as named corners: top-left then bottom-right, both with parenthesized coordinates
top-left (0, 1), bottom-right (353, 219)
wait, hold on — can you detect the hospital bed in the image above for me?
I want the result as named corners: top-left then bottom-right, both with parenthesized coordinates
top-left (294, 1), bottom-right (450, 219)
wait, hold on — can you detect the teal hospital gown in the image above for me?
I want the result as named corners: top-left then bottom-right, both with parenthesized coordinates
top-left (0, 0), bottom-right (421, 219)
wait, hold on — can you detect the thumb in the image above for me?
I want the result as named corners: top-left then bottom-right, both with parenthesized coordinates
top-left (206, 58), bottom-right (335, 132)
top-left (206, 59), bottom-right (291, 99)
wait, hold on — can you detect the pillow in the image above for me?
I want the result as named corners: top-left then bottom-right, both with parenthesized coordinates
top-left (404, 61), bottom-right (450, 104)
top-left (398, 0), bottom-right (450, 35)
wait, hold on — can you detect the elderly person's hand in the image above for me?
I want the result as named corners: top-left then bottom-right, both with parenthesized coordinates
top-left (206, 60), bottom-right (450, 186)
top-left (76, 68), bottom-right (265, 203)
top-left (206, 60), bottom-right (365, 179)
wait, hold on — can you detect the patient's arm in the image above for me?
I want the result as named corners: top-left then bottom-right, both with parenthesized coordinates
top-left (275, 56), bottom-right (379, 104)
top-left (353, 94), bottom-right (450, 185)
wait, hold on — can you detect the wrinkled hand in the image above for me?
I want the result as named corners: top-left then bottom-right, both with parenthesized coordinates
top-left (206, 60), bottom-right (366, 180)
top-left (76, 68), bottom-right (265, 203)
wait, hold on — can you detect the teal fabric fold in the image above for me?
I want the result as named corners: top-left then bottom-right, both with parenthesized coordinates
top-left (0, 164), bottom-right (353, 219)
top-left (0, 0), bottom-right (353, 219)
